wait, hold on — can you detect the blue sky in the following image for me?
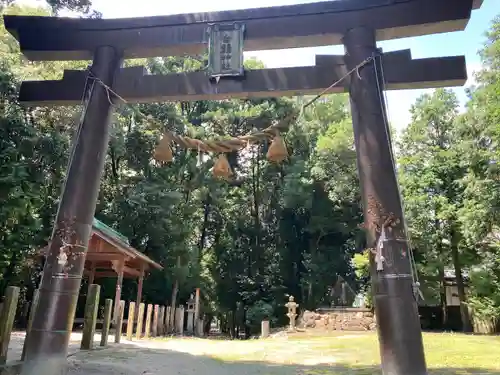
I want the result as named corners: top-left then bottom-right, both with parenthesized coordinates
top-left (20, 0), bottom-right (499, 132)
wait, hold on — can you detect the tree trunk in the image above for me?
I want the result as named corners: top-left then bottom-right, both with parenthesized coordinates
top-left (219, 315), bottom-right (226, 334)
top-left (438, 266), bottom-right (448, 329)
top-left (169, 280), bottom-right (178, 333)
top-left (169, 256), bottom-right (181, 332)
top-left (435, 220), bottom-right (448, 329)
top-left (198, 195), bottom-right (211, 262)
top-left (251, 148), bottom-right (261, 276)
top-left (307, 282), bottom-right (313, 307)
top-left (203, 314), bottom-right (212, 335)
top-left (230, 310), bottom-right (236, 339)
top-left (450, 231), bottom-right (472, 332)
top-left (242, 309), bottom-right (249, 339)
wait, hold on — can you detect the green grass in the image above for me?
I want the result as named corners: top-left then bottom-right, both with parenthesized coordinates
top-left (205, 332), bottom-right (500, 374)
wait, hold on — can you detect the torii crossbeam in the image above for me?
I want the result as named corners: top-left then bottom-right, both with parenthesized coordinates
top-left (5, 1), bottom-right (482, 375)
top-left (19, 49), bottom-right (466, 105)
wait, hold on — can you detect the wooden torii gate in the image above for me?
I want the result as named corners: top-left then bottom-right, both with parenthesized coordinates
top-left (4, 0), bottom-right (482, 374)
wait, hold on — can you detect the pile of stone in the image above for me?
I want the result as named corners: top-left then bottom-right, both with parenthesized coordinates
top-left (298, 308), bottom-right (376, 331)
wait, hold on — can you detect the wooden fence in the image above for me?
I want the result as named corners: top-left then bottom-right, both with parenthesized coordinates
top-left (0, 284), bottom-right (192, 365)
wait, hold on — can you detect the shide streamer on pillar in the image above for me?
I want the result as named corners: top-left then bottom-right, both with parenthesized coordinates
top-left (3, 0), bottom-right (482, 374)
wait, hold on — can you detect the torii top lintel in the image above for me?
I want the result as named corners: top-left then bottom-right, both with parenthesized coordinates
top-left (4, 0), bottom-right (482, 61)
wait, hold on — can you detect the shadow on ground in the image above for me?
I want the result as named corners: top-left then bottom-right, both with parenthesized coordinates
top-left (63, 342), bottom-right (500, 375)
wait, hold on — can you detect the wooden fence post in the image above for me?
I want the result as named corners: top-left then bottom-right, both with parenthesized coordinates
top-left (100, 299), bottom-right (113, 346)
top-left (144, 304), bottom-right (153, 339)
top-left (176, 306), bottom-right (185, 335)
top-left (158, 306), bottom-right (165, 336)
top-left (170, 306), bottom-right (177, 333)
top-left (165, 306), bottom-right (171, 333)
top-left (136, 303), bottom-right (145, 340)
top-left (21, 288), bottom-right (39, 360)
top-left (126, 301), bottom-right (136, 340)
top-left (114, 300), bottom-right (125, 343)
top-left (181, 306), bottom-right (185, 335)
top-left (196, 318), bottom-right (204, 337)
top-left (0, 286), bottom-right (20, 364)
top-left (261, 320), bottom-right (270, 338)
top-left (152, 305), bottom-right (159, 337)
top-left (81, 284), bottom-right (100, 350)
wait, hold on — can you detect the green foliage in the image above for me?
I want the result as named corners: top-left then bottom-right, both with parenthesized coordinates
top-left (458, 15), bottom-right (500, 322)
top-left (468, 266), bottom-right (500, 320)
top-left (396, 14), bottom-right (500, 328)
top-left (246, 300), bottom-right (275, 332)
top-left (352, 253), bottom-right (369, 280)
top-left (351, 252), bottom-right (372, 308)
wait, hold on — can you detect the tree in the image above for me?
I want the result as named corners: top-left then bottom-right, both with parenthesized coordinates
top-left (398, 89), bottom-right (473, 331)
top-left (455, 14), bottom-right (500, 327)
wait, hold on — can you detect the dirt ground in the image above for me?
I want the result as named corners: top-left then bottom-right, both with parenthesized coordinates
top-left (64, 332), bottom-right (372, 375)
top-left (10, 331), bottom-right (499, 375)
top-left (65, 335), bottom-right (353, 375)
top-left (8, 332), bottom-right (311, 375)
top-left (67, 345), bottom-right (259, 375)
top-left (8, 331), bottom-right (86, 360)
top-left (8, 331), bottom-right (365, 375)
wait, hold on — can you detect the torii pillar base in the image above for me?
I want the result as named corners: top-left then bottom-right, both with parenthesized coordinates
top-left (343, 26), bottom-right (428, 375)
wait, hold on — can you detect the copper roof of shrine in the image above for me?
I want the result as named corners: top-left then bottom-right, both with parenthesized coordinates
top-left (39, 219), bottom-right (162, 278)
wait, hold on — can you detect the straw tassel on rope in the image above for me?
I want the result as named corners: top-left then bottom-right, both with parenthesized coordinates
top-left (266, 133), bottom-right (288, 163)
top-left (151, 114), bottom-right (298, 172)
top-left (154, 133), bottom-right (173, 162)
top-left (151, 115), bottom-right (295, 158)
top-left (90, 59), bottom-right (373, 167)
top-left (212, 154), bottom-right (233, 180)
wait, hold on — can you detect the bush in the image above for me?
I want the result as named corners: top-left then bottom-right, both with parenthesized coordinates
top-left (246, 300), bottom-right (274, 334)
top-left (468, 265), bottom-right (500, 333)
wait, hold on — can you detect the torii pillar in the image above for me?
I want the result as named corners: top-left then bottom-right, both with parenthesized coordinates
top-left (343, 27), bottom-right (427, 375)
top-left (20, 46), bottom-right (122, 375)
